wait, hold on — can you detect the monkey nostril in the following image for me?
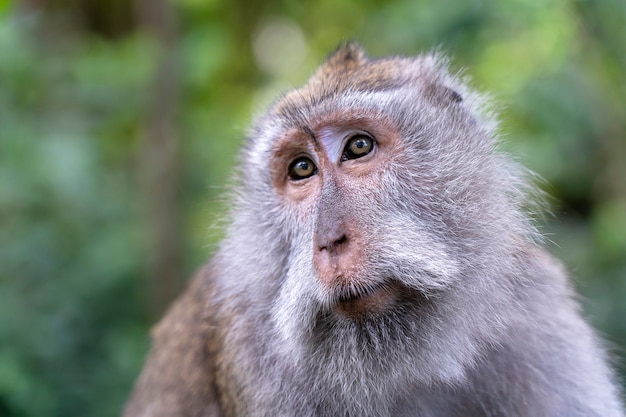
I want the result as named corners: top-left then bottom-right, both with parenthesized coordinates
top-left (318, 234), bottom-right (348, 253)
top-left (329, 234), bottom-right (348, 252)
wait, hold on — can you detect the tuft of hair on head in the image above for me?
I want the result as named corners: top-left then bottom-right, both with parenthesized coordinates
top-left (319, 41), bottom-right (369, 74)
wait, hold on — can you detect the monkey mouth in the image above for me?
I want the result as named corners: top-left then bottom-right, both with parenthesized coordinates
top-left (333, 280), bottom-right (400, 319)
top-left (336, 281), bottom-right (387, 302)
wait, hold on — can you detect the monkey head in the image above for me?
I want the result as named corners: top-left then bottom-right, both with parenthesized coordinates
top-left (217, 43), bottom-right (535, 391)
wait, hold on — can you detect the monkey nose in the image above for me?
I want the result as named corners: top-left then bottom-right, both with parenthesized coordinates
top-left (315, 215), bottom-right (350, 255)
top-left (313, 230), bottom-right (357, 287)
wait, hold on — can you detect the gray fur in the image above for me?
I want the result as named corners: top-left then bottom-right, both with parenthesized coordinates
top-left (123, 45), bottom-right (625, 417)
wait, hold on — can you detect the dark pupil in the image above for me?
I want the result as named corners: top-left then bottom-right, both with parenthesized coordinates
top-left (296, 160), bottom-right (310, 172)
top-left (354, 138), bottom-right (368, 150)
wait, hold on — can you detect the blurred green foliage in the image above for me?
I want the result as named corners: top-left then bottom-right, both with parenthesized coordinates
top-left (0, 0), bottom-right (625, 416)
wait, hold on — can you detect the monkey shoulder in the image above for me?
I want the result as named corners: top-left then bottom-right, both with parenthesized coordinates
top-left (476, 246), bottom-right (625, 416)
top-left (122, 262), bottom-right (223, 417)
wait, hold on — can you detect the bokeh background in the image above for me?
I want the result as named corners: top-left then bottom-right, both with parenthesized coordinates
top-left (1, 0), bottom-right (625, 415)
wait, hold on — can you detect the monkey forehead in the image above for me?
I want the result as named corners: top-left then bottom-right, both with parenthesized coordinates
top-left (274, 89), bottom-right (408, 137)
top-left (268, 60), bottom-right (464, 132)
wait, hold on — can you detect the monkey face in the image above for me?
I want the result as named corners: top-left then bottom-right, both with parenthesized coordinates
top-left (266, 108), bottom-right (461, 322)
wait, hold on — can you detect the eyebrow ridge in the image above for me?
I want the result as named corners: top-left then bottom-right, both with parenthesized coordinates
top-left (301, 125), bottom-right (318, 146)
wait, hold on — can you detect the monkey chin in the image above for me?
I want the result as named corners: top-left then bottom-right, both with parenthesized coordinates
top-left (333, 280), bottom-right (403, 320)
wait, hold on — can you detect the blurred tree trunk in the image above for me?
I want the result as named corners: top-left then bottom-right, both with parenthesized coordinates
top-left (17, 0), bottom-right (185, 317)
top-left (135, 0), bottom-right (184, 318)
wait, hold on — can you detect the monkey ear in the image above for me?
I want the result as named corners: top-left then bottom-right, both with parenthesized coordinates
top-left (424, 84), bottom-right (464, 106)
top-left (322, 41), bottom-right (368, 72)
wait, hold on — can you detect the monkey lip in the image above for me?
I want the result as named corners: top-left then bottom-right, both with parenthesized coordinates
top-left (333, 280), bottom-right (400, 318)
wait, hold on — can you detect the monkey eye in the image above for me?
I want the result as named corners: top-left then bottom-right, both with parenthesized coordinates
top-left (288, 157), bottom-right (317, 180)
top-left (342, 134), bottom-right (374, 161)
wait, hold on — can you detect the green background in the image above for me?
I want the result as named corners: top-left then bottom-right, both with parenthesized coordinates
top-left (0, 0), bottom-right (624, 415)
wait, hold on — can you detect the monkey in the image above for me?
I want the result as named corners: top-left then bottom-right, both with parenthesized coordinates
top-left (122, 43), bottom-right (625, 417)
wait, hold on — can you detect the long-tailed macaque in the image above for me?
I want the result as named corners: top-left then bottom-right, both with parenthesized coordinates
top-left (122, 43), bottom-right (625, 417)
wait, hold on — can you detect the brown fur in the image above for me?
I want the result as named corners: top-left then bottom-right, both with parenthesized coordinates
top-left (121, 264), bottom-right (221, 417)
top-left (275, 42), bottom-right (404, 116)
